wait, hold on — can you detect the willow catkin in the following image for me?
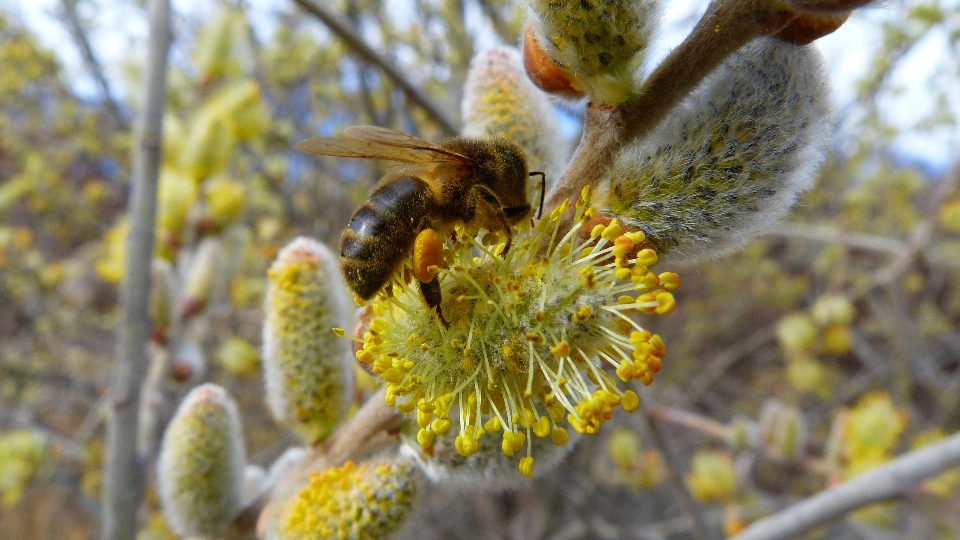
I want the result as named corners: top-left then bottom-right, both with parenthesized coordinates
top-left (262, 237), bottom-right (353, 443)
top-left (602, 38), bottom-right (831, 263)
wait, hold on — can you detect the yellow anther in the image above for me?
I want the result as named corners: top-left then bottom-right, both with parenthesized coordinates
top-left (633, 271), bottom-right (660, 289)
top-left (621, 390), bottom-right (640, 412)
top-left (636, 292), bottom-right (658, 314)
top-left (525, 332), bottom-right (544, 345)
top-left (551, 426), bottom-right (569, 446)
top-left (550, 340), bottom-right (570, 358)
top-left (655, 292), bottom-right (676, 314)
top-left (613, 235), bottom-right (635, 258)
top-left (650, 334), bottom-right (666, 357)
top-left (626, 231), bottom-right (645, 244)
top-left (635, 248), bottom-right (658, 267)
top-left (658, 272), bottom-right (681, 290)
top-left (416, 408), bottom-right (433, 428)
top-left (533, 416), bottom-right (551, 438)
top-left (578, 267), bottom-right (597, 289)
top-left (484, 416), bottom-right (502, 432)
top-left (356, 350), bottom-right (374, 364)
top-left (573, 305), bottom-right (593, 322)
top-left (590, 224), bottom-right (605, 238)
top-left (431, 417), bottom-right (451, 434)
top-left (332, 327), bottom-right (345, 337)
top-left (501, 433), bottom-right (516, 457)
top-left (615, 268), bottom-right (632, 281)
top-left (417, 428), bottom-right (435, 447)
top-left (601, 220), bottom-right (623, 241)
top-left (512, 430), bottom-right (526, 452)
top-left (618, 295), bottom-right (635, 305)
top-left (397, 400), bottom-right (416, 413)
top-left (519, 456), bottom-right (534, 478)
top-left (580, 185), bottom-right (592, 203)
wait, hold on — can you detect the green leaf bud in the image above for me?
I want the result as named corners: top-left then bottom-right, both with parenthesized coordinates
top-left (180, 237), bottom-right (225, 318)
top-left (758, 399), bottom-right (808, 461)
top-left (157, 384), bottom-right (246, 538)
top-left (262, 237), bottom-right (353, 443)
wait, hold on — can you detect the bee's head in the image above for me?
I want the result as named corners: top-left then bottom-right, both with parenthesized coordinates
top-left (487, 140), bottom-right (531, 224)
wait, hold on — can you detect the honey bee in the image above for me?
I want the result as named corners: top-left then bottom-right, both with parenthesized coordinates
top-left (296, 126), bottom-right (544, 326)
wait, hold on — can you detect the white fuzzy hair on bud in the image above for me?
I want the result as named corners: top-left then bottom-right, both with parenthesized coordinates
top-left (157, 383), bottom-right (246, 537)
top-left (602, 38), bottom-right (831, 263)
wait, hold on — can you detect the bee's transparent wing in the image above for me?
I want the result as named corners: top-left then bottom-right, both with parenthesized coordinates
top-left (295, 126), bottom-right (468, 164)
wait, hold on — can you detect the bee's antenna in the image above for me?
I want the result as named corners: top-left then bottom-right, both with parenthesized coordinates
top-left (529, 171), bottom-right (546, 220)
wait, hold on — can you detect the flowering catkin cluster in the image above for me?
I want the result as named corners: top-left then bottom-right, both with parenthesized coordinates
top-left (274, 459), bottom-right (416, 540)
top-left (601, 38), bottom-right (830, 263)
top-left (356, 187), bottom-right (678, 478)
top-left (524, 0), bottom-right (660, 104)
top-left (157, 384), bottom-right (246, 538)
top-left (263, 237), bottom-right (353, 443)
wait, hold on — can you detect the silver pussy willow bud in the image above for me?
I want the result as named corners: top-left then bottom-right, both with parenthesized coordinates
top-left (262, 237), bottom-right (353, 443)
top-left (157, 383), bottom-right (246, 538)
top-left (525, 0), bottom-right (661, 105)
top-left (602, 38), bottom-right (831, 263)
top-left (462, 46), bottom-right (567, 180)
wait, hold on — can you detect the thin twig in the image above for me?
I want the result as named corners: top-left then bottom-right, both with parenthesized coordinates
top-left (291, 0), bottom-right (458, 135)
top-left (730, 430), bottom-right (960, 540)
top-left (100, 0), bottom-right (170, 538)
top-left (636, 388), bottom-right (722, 540)
top-left (686, 326), bottom-right (777, 402)
top-left (647, 405), bottom-right (832, 476)
top-left (59, 0), bottom-right (129, 128)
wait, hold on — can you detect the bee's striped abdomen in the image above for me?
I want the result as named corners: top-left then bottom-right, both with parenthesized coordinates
top-left (340, 176), bottom-right (434, 300)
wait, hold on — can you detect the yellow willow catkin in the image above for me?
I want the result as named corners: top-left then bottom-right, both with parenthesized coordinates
top-left (274, 459), bottom-right (417, 540)
top-left (461, 46), bottom-right (566, 180)
top-left (525, 0), bottom-right (660, 105)
top-left (262, 237), bottom-right (353, 443)
top-left (157, 384), bottom-right (246, 538)
top-left (602, 37), bottom-right (831, 263)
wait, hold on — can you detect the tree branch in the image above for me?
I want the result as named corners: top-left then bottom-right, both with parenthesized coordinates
top-left (731, 430), bottom-right (960, 540)
top-left (100, 0), bottom-right (170, 537)
top-left (544, 0), bottom-right (794, 215)
top-left (59, 0), bottom-right (129, 129)
top-left (291, 0), bottom-right (458, 135)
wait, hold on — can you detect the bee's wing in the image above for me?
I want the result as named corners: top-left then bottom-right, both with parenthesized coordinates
top-left (295, 126), bottom-right (470, 164)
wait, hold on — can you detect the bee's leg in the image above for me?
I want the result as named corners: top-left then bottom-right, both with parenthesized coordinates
top-left (475, 185), bottom-right (514, 257)
top-left (419, 279), bottom-right (450, 328)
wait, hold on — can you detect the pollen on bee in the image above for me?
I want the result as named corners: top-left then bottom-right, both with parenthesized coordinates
top-left (413, 229), bottom-right (445, 283)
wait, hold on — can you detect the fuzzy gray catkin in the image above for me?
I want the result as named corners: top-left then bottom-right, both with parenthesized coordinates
top-left (601, 38), bottom-right (831, 263)
top-left (157, 384), bottom-right (246, 538)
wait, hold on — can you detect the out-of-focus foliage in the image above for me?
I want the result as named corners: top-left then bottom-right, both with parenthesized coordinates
top-left (2, 0), bottom-right (960, 538)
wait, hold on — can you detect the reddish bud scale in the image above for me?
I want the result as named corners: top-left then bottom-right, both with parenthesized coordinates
top-left (775, 10), bottom-right (850, 44)
top-left (521, 25), bottom-right (583, 98)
